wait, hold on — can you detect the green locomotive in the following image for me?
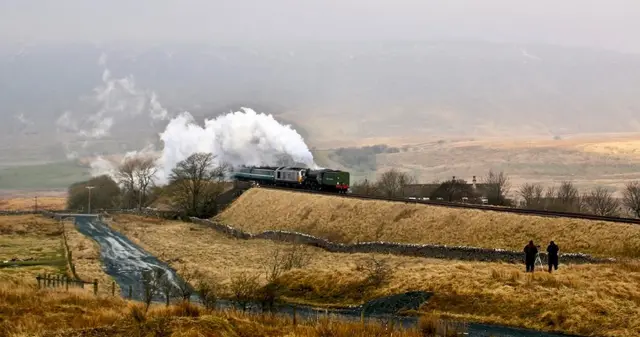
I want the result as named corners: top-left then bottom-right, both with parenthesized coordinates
top-left (233, 166), bottom-right (350, 193)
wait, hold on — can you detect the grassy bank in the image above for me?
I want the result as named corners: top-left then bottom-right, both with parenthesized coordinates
top-left (217, 188), bottom-right (640, 258)
top-left (63, 219), bottom-right (121, 296)
top-left (0, 215), bottom-right (117, 295)
top-left (109, 215), bottom-right (640, 336)
top-left (0, 281), bottom-right (429, 337)
top-left (0, 196), bottom-right (66, 211)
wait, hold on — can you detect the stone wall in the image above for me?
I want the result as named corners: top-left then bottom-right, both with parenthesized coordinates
top-left (188, 217), bottom-right (613, 265)
top-left (87, 209), bottom-right (613, 264)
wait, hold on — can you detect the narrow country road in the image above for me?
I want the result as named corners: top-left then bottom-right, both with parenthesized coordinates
top-left (73, 215), bottom-right (182, 301)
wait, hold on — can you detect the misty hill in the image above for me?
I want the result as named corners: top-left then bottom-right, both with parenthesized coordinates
top-left (1, 40), bottom-right (640, 162)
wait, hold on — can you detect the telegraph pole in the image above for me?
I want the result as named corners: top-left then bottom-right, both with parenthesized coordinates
top-left (86, 186), bottom-right (95, 214)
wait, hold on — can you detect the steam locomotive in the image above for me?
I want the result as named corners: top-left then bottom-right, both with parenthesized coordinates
top-left (232, 166), bottom-right (350, 193)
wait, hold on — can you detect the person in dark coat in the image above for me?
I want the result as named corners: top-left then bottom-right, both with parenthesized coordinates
top-left (547, 241), bottom-right (559, 272)
top-left (523, 240), bottom-right (538, 272)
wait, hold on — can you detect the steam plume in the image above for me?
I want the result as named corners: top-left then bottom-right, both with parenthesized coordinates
top-left (156, 108), bottom-right (317, 184)
top-left (62, 53), bottom-right (317, 184)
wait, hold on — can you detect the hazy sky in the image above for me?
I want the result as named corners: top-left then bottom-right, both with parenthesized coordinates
top-left (1, 0), bottom-right (640, 53)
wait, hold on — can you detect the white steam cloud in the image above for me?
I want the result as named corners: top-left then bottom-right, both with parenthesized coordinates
top-left (156, 108), bottom-right (317, 184)
top-left (56, 53), bottom-right (169, 144)
top-left (60, 53), bottom-right (317, 185)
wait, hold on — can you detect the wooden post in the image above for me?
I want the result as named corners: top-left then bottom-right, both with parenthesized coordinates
top-left (361, 309), bottom-right (365, 327)
top-left (128, 285), bottom-right (133, 299)
top-left (56, 275), bottom-right (61, 287)
top-left (36, 274), bottom-right (41, 289)
top-left (292, 306), bottom-right (297, 326)
top-left (44, 274), bottom-right (49, 287)
top-left (65, 276), bottom-right (69, 291)
top-left (111, 281), bottom-right (115, 296)
top-left (93, 279), bottom-right (98, 295)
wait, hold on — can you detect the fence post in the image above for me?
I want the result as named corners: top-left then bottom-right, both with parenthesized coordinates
top-left (65, 276), bottom-right (69, 291)
top-left (292, 306), bottom-right (297, 326)
top-left (44, 273), bottom-right (49, 287)
top-left (128, 285), bottom-right (133, 299)
top-left (93, 279), bottom-right (98, 295)
top-left (36, 274), bottom-right (41, 289)
top-left (56, 275), bottom-right (61, 287)
top-left (111, 281), bottom-right (115, 296)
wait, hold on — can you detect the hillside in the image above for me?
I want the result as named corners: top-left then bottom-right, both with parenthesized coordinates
top-left (216, 188), bottom-right (640, 258)
top-left (111, 214), bottom-right (640, 336)
top-left (3, 40), bottom-right (640, 164)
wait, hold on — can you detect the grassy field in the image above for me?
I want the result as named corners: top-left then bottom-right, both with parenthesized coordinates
top-left (0, 215), bottom-right (116, 296)
top-left (0, 196), bottom-right (67, 211)
top-left (314, 134), bottom-right (640, 194)
top-left (217, 189), bottom-right (640, 258)
top-left (109, 215), bottom-right (640, 336)
top-left (0, 281), bottom-right (432, 337)
top-left (63, 219), bottom-right (120, 296)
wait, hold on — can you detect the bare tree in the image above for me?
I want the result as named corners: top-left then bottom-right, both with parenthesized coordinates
top-left (622, 181), bottom-right (640, 218)
top-left (175, 265), bottom-right (197, 302)
top-left (116, 155), bottom-right (158, 210)
top-left (518, 183), bottom-right (544, 209)
top-left (256, 243), bottom-right (313, 312)
top-left (135, 156), bottom-right (158, 209)
top-left (196, 278), bottom-right (221, 310)
top-left (159, 272), bottom-right (177, 306)
top-left (169, 153), bottom-right (230, 217)
top-left (483, 170), bottom-right (511, 205)
top-left (557, 181), bottom-right (581, 211)
top-left (581, 187), bottom-right (620, 216)
top-left (229, 271), bottom-right (260, 312)
top-left (141, 268), bottom-right (164, 313)
top-left (355, 254), bottom-right (393, 287)
top-left (350, 178), bottom-right (378, 196)
top-left (376, 169), bottom-right (416, 198)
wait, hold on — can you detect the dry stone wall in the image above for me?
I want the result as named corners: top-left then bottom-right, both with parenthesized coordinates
top-left (188, 217), bottom-right (612, 265)
top-left (90, 209), bottom-right (613, 264)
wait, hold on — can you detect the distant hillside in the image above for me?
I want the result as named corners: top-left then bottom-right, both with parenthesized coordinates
top-left (2, 40), bottom-right (640, 161)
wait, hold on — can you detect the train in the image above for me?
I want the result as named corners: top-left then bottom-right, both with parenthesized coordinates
top-left (232, 166), bottom-right (351, 193)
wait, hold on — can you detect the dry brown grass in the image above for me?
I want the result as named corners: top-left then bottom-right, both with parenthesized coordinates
top-left (0, 196), bottom-right (66, 211)
top-left (63, 220), bottom-right (120, 296)
top-left (0, 280), bottom-right (426, 337)
top-left (0, 215), bottom-right (117, 297)
top-left (0, 215), bottom-right (64, 263)
top-left (109, 215), bottom-right (640, 336)
top-left (218, 188), bottom-right (640, 258)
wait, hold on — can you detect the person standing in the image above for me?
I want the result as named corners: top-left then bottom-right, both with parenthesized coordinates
top-left (524, 240), bottom-right (538, 272)
top-left (547, 241), bottom-right (559, 273)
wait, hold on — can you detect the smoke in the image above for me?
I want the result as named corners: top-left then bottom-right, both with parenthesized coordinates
top-left (56, 53), bottom-right (169, 158)
top-left (63, 53), bottom-right (318, 185)
top-left (156, 108), bottom-right (317, 184)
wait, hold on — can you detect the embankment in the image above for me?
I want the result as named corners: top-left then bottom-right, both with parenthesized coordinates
top-left (217, 188), bottom-right (640, 258)
top-left (188, 217), bottom-right (609, 264)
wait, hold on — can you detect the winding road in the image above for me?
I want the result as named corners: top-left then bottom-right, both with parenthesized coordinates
top-left (70, 214), bottom-right (582, 337)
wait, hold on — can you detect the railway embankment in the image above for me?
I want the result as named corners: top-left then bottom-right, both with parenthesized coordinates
top-left (188, 217), bottom-right (611, 264)
top-left (216, 188), bottom-right (640, 259)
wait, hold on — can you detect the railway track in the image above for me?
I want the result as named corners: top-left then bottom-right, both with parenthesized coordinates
top-left (256, 185), bottom-right (640, 225)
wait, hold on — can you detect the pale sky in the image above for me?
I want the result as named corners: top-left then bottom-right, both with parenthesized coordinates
top-left (1, 0), bottom-right (640, 53)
